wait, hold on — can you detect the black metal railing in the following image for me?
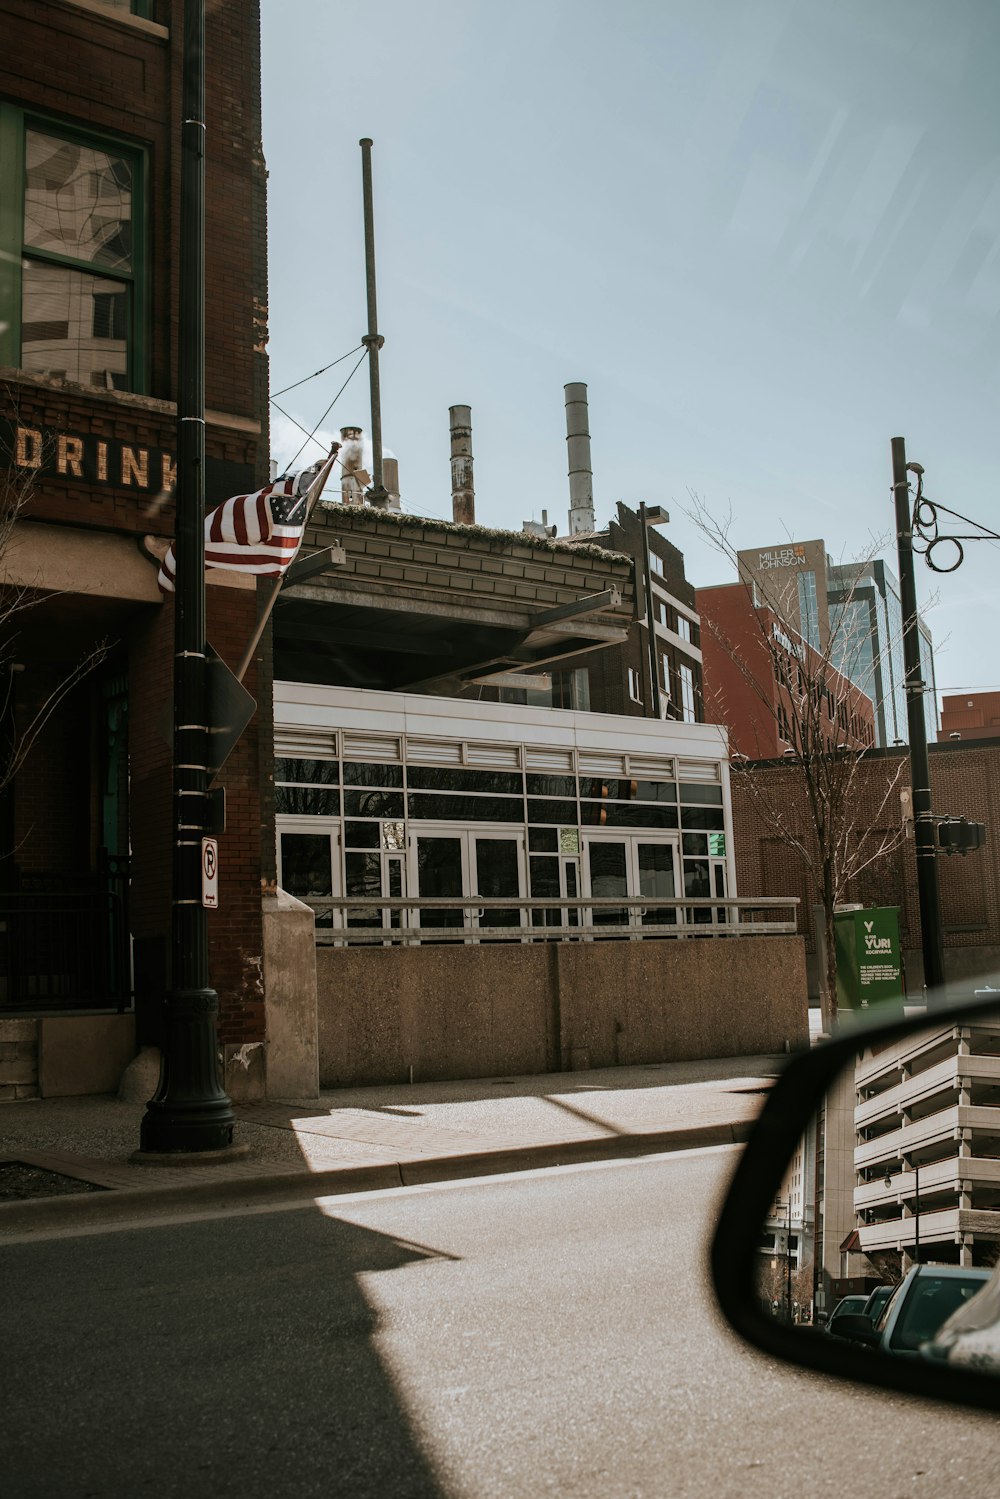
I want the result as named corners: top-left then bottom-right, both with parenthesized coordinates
top-left (303, 895), bottom-right (800, 946)
top-left (0, 864), bottom-right (132, 1014)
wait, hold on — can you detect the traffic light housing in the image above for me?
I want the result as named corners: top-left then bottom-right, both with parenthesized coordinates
top-left (936, 817), bottom-right (987, 856)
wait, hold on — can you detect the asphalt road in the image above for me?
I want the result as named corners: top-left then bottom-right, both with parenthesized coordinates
top-left (4, 1147), bottom-right (997, 1498)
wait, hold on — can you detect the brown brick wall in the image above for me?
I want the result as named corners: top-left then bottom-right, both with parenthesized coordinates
top-left (1, 1), bottom-right (271, 1062)
top-left (303, 508), bottom-right (636, 619)
top-left (732, 740), bottom-right (1000, 989)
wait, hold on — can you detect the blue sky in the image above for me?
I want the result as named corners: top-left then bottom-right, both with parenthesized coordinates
top-left (260, 0), bottom-right (1000, 705)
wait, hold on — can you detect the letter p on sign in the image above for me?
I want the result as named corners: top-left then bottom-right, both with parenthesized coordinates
top-left (202, 837), bottom-right (219, 908)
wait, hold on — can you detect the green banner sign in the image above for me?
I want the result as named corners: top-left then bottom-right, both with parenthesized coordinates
top-left (834, 907), bottom-right (904, 1010)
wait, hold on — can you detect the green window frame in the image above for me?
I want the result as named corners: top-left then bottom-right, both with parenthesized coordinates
top-left (0, 104), bottom-right (147, 392)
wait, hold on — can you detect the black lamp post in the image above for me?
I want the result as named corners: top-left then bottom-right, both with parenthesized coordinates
top-left (138, 0), bottom-right (236, 1155)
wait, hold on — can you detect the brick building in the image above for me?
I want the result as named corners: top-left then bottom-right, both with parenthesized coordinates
top-left (939, 692), bottom-right (1000, 743)
top-left (734, 539), bottom-right (938, 748)
top-left (697, 581), bottom-right (875, 759)
top-left (0, 0), bottom-right (269, 1096)
top-left (731, 738), bottom-right (1000, 997)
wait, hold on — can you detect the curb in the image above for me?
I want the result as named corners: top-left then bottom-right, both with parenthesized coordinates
top-left (0, 1118), bottom-right (751, 1235)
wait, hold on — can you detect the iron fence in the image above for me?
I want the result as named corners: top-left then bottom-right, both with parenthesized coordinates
top-left (0, 877), bottom-right (132, 1014)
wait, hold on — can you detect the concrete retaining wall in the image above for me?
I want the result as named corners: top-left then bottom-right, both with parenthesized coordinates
top-left (316, 936), bottom-right (809, 1087)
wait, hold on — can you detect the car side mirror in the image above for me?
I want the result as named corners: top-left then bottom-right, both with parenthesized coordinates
top-left (711, 987), bottom-right (1000, 1413)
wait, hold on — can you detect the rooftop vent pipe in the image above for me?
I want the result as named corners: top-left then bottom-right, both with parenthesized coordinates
top-left (450, 405), bottom-right (475, 525)
top-left (565, 383), bottom-right (596, 535)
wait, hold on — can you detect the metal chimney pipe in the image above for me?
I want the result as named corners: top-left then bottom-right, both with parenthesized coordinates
top-left (450, 404), bottom-right (475, 525)
top-left (565, 382), bottom-right (596, 535)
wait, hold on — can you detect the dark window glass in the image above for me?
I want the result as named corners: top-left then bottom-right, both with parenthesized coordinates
top-left (274, 758), bottom-right (339, 785)
top-left (582, 802), bottom-right (678, 829)
top-left (345, 852), bottom-right (382, 928)
top-left (680, 806), bottom-right (725, 831)
top-left (683, 860), bottom-right (711, 897)
top-left (679, 783), bottom-right (723, 805)
top-left (279, 833), bottom-right (332, 899)
top-left (529, 856), bottom-right (560, 897)
top-left (632, 780), bottom-right (677, 804)
top-left (408, 793), bottom-right (522, 823)
top-left (475, 838), bottom-right (522, 928)
top-left (529, 827), bottom-right (559, 852)
top-left (638, 843), bottom-right (677, 925)
top-left (530, 854), bottom-right (562, 928)
top-left (682, 833), bottom-right (708, 856)
top-left (587, 841), bottom-right (629, 926)
top-left (527, 798), bottom-right (578, 824)
top-left (275, 787), bottom-right (340, 816)
top-left (92, 290), bottom-right (127, 339)
top-left (408, 766), bottom-right (522, 794)
top-left (344, 821), bottom-right (380, 849)
top-left (526, 774), bottom-right (577, 797)
top-left (343, 761), bottom-right (403, 787)
top-left (579, 778), bottom-right (676, 804)
top-left (415, 834), bottom-right (463, 930)
top-left (343, 789), bottom-right (404, 818)
top-left (684, 855), bottom-right (714, 924)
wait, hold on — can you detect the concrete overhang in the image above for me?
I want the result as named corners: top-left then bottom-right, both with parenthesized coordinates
top-left (274, 576), bottom-right (629, 695)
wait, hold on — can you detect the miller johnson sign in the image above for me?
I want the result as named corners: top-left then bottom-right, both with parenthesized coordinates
top-left (4, 421), bottom-right (176, 494)
top-left (756, 544), bottom-right (806, 570)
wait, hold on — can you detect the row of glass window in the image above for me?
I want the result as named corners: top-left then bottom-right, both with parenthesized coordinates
top-left (276, 784), bottom-right (727, 831)
top-left (276, 758), bottom-right (724, 804)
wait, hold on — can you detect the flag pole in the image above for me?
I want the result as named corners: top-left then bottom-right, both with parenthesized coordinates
top-left (359, 138), bottom-right (388, 508)
top-left (235, 444), bottom-right (340, 682)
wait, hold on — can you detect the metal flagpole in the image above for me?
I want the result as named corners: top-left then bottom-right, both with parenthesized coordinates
top-left (139, 0), bottom-right (237, 1155)
top-left (359, 139), bottom-right (388, 508)
top-left (235, 444), bottom-right (341, 683)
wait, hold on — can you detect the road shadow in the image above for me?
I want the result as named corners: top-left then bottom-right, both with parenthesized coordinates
top-left (4, 1207), bottom-right (457, 1498)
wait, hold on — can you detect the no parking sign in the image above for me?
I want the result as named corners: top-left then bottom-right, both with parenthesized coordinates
top-left (201, 837), bottom-right (219, 908)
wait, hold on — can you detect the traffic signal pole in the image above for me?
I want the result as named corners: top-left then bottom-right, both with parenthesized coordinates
top-left (892, 436), bottom-right (945, 996)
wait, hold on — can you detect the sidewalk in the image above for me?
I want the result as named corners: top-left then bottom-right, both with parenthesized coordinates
top-left (0, 1053), bottom-right (786, 1235)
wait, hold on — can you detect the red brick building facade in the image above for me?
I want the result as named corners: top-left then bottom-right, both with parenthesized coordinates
top-left (697, 581), bottom-right (875, 759)
top-left (0, 0), bottom-right (269, 1095)
top-left (732, 739), bottom-right (1000, 997)
top-left (939, 692), bottom-right (1000, 743)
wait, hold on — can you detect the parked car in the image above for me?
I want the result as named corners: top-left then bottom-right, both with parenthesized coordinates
top-left (825, 1295), bottom-right (871, 1339)
top-left (816, 1266), bottom-right (989, 1356)
top-left (861, 1284), bottom-right (894, 1324)
top-left (921, 1261), bottom-right (1000, 1372)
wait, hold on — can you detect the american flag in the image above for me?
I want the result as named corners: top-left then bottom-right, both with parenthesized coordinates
top-left (157, 470), bottom-right (317, 593)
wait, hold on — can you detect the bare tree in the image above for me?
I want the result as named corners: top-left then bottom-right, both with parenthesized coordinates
top-left (0, 432), bottom-right (108, 802)
top-left (687, 498), bottom-right (909, 1026)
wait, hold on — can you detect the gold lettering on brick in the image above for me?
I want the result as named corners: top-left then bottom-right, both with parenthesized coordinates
top-left (160, 452), bottom-right (177, 491)
top-left (96, 441), bottom-right (108, 481)
top-left (121, 447), bottom-right (149, 488)
top-left (15, 426), bottom-right (42, 469)
top-left (56, 434), bottom-right (84, 478)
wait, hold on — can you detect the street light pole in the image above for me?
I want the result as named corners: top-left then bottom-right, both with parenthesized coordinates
top-left (892, 437), bottom-right (945, 996)
top-left (139, 0), bottom-right (236, 1155)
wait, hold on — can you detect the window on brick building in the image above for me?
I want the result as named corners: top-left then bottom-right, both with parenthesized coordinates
top-left (679, 662), bottom-right (697, 723)
top-left (0, 108), bottom-right (146, 391)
